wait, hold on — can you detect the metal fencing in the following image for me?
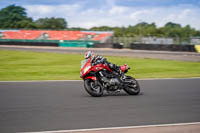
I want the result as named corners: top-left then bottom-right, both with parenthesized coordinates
top-left (110, 37), bottom-right (200, 48)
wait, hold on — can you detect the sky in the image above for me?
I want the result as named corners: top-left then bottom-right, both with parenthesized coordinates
top-left (1, 0), bottom-right (200, 29)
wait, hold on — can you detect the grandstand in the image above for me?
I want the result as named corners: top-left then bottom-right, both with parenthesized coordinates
top-left (0, 30), bottom-right (113, 42)
top-left (0, 30), bottom-right (113, 47)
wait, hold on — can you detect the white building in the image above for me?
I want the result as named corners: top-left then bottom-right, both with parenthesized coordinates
top-left (190, 37), bottom-right (200, 45)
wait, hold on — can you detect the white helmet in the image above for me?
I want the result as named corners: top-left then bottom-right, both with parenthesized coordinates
top-left (85, 51), bottom-right (94, 59)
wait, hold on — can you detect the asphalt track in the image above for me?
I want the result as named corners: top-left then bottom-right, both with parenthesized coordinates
top-left (0, 78), bottom-right (200, 133)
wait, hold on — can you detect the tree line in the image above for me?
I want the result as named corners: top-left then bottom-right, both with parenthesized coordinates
top-left (0, 5), bottom-right (200, 42)
top-left (90, 23), bottom-right (200, 43)
top-left (0, 5), bottom-right (67, 29)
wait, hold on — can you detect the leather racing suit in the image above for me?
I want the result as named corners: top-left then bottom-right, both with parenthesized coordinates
top-left (91, 55), bottom-right (121, 74)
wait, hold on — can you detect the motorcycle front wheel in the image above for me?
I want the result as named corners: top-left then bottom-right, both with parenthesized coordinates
top-left (123, 76), bottom-right (140, 95)
top-left (84, 79), bottom-right (103, 97)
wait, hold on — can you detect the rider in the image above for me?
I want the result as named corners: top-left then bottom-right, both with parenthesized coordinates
top-left (84, 51), bottom-right (121, 75)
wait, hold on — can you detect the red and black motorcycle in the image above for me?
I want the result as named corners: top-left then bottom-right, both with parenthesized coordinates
top-left (80, 57), bottom-right (140, 97)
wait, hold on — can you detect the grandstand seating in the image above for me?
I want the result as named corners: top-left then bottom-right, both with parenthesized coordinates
top-left (92, 33), bottom-right (112, 41)
top-left (1, 30), bottom-right (113, 42)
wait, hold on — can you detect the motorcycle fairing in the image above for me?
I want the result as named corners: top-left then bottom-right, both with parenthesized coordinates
top-left (85, 76), bottom-right (97, 81)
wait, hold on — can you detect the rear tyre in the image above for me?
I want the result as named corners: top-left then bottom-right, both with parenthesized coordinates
top-left (123, 76), bottom-right (140, 95)
top-left (84, 79), bottom-right (103, 97)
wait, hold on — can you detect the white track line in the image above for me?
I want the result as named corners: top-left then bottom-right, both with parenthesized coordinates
top-left (20, 122), bottom-right (200, 133)
top-left (0, 77), bottom-right (200, 82)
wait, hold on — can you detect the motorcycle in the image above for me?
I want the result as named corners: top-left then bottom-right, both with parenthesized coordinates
top-left (80, 57), bottom-right (140, 97)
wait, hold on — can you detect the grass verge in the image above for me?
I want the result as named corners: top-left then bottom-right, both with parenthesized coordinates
top-left (0, 50), bottom-right (200, 81)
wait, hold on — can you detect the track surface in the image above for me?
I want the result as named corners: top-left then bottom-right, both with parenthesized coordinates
top-left (0, 79), bottom-right (200, 133)
top-left (1, 45), bottom-right (200, 62)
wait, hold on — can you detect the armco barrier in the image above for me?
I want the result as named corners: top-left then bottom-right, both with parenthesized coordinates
top-left (130, 43), bottom-right (196, 52)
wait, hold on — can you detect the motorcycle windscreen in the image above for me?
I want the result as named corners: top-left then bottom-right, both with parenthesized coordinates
top-left (81, 59), bottom-right (88, 69)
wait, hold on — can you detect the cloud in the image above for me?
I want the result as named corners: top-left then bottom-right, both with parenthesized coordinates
top-left (24, 4), bottom-right (81, 19)
top-left (109, 6), bottom-right (129, 15)
top-left (24, 3), bottom-right (200, 29)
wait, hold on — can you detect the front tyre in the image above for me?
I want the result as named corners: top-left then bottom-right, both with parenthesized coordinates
top-left (84, 79), bottom-right (103, 97)
top-left (123, 76), bottom-right (140, 95)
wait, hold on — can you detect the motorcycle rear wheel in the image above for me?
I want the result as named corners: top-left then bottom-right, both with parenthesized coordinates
top-left (123, 76), bottom-right (140, 95)
top-left (84, 79), bottom-right (103, 97)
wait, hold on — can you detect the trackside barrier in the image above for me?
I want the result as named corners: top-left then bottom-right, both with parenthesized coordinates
top-left (0, 39), bottom-right (59, 43)
top-left (0, 39), bottom-right (99, 48)
top-left (130, 43), bottom-right (196, 52)
top-left (0, 39), bottom-right (199, 52)
top-left (58, 41), bottom-right (98, 48)
top-left (0, 40), bottom-right (59, 47)
top-left (94, 43), bottom-right (123, 49)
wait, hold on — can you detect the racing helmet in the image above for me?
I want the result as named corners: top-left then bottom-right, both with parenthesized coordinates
top-left (85, 51), bottom-right (94, 59)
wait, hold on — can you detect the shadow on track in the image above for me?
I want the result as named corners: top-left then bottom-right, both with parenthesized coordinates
top-left (82, 91), bottom-right (144, 97)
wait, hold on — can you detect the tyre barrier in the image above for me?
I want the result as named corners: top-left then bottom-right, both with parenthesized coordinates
top-left (94, 43), bottom-right (123, 49)
top-left (112, 43), bottom-right (123, 49)
top-left (0, 41), bottom-right (59, 47)
top-left (130, 43), bottom-right (196, 52)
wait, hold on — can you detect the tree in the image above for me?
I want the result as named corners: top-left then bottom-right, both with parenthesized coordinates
top-left (90, 26), bottom-right (114, 31)
top-left (35, 17), bottom-right (67, 29)
top-left (16, 19), bottom-right (38, 29)
top-left (164, 22), bottom-right (181, 28)
top-left (0, 4), bottom-right (33, 29)
top-left (68, 27), bottom-right (88, 31)
top-left (0, 5), bottom-right (68, 29)
top-left (135, 22), bottom-right (149, 27)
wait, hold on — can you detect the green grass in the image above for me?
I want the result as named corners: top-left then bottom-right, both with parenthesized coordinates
top-left (0, 50), bottom-right (200, 81)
